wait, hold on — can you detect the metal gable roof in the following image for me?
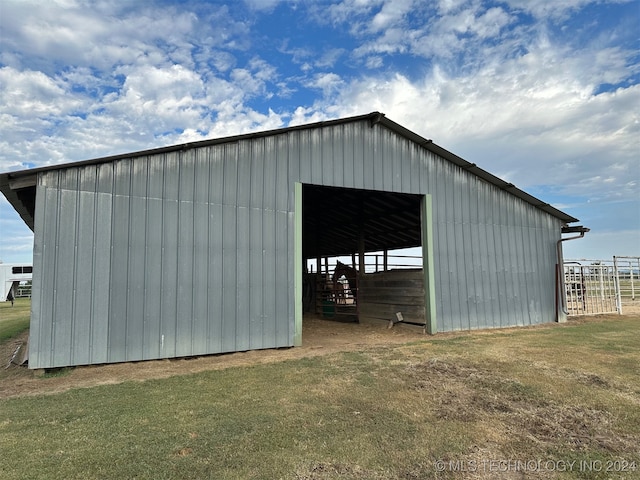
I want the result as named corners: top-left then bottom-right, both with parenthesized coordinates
top-left (0, 111), bottom-right (579, 235)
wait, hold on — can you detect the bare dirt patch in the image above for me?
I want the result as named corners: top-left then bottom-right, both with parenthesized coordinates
top-left (620, 300), bottom-right (640, 316)
top-left (406, 357), bottom-right (634, 454)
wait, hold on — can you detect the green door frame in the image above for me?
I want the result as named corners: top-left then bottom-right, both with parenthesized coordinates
top-left (421, 194), bottom-right (437, 334)
top-left (294, 182), bottom-right (303, 346)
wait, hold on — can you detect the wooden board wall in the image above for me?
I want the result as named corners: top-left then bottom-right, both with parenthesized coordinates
top-left (358, 269), bottom-right (425, 324)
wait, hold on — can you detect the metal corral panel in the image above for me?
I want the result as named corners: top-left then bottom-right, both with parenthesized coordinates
top-left (27, 115), bottom-right (564, 368)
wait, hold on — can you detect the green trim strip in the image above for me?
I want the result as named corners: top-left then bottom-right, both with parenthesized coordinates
top-left (294, 182), bottom-right (303, 346)
top-left (421, 195), bottom-right (437, 334)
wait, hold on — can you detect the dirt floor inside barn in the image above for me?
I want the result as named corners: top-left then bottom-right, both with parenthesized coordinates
top-left (1, 306), bottom-right (639, 400)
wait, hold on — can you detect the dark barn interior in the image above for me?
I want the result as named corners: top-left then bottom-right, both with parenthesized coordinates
top-left (302, 184), bottom-right (426, 328)
top-left (302, 184), bottom-right (423, 259)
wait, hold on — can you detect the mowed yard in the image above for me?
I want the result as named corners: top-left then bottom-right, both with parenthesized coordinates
top-left (0, 299), bottom-right (639, 479)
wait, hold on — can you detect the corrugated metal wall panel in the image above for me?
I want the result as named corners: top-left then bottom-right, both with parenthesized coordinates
top-left (91, 190), bottom-right (112, 363)
top-left (176, 155), bottom-right (195, 357)
top-left (366, 124), bottom-right (381, 190)
top-left (331, 124), bottom-right (344, 186)
top-left (71, 190), bottom-right (95, 365)
top-left (30, 117), bottom-right (563, 368)
top-left (36, 187), bottom-right (54, 368)
top-left (405, 129), bottom-right (562, 332)
top-left (262, 208), bottom-right (277, 346)
top-left (29, 185), bottom-right (46, 369)
top-left (31, 139), bottom-right (292, 367)
top-left (207, 201), bottom-right (224, 353)
top-left (352, 123), bottom-right (366, 190)
top-left (235, 203), bottom-right (250, 351)
top-left (206, 146), bottom-right (225, 353)
top-left (274, 136), bottom-right (289, 212)
top-left (225, 149), bottom-right (243, 351)
top-left (52, 188), bottom-right (77, 366)
top-left (191, 148), bottom-right (210, 355)
top-left (143, 196), bottom-right (162, 360)
top-left (108, 159), bottom-right (131, 362)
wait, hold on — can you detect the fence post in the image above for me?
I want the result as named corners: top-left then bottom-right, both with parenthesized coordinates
top-left (613, 256), bottom-right (623, 314)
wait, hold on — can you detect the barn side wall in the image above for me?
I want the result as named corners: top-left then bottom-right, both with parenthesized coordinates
top-left (29, 118), bottom-right (562, 368)
top-left (30, 143), bottom-right (294, 369)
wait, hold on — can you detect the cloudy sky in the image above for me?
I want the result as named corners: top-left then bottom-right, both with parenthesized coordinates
top-left (0, 0), bottom-right (638, 264)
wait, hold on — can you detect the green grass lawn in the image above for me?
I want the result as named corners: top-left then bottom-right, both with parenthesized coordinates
top-left (0, 298), bottom-right (30, 343)
top-left (0, 315), bottom-right (639, 479)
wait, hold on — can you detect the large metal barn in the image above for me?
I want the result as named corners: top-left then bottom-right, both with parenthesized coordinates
top-left (0, 112), bottom-right (585, 369)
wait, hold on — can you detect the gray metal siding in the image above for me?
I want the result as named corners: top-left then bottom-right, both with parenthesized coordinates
top-left (31, 142), bottom-right (293, 368)
top-left (30, 118), bottom-right (562, 368)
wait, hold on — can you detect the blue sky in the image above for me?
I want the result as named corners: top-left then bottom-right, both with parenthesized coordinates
top-left (0, 0), bottom-right (638, 264)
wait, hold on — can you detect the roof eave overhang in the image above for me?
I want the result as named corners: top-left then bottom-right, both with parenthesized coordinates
top-left (0, 174), bottom-right (36, 231)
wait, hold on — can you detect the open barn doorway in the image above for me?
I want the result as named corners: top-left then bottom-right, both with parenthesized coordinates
top-left (299, 184), bottom-right (434, 333)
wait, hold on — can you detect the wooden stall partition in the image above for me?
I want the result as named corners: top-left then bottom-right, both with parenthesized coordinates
top-left (358, 269), bottom-right (426, 328)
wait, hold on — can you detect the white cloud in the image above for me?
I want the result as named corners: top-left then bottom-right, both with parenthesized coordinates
top-left (437, 0), bottom-right (469, 14)
top-left (247, 57), bottom-right (279, 82)
top-left (350, 2), bottom-right (517, 63)
top-left (305, 73), bottom-right (345, 96)
top-left (242, 0), bottom-right (285, 12)
top-left (370, 0), bottom-right (415, 32)
top-left (502, 0), bottom-right (613, 20)
top-left (0, 67), bottom-right (81, 116)
top-left (471, 7), bottom-right (513, 38)
top-left (231, 68), bottom-right (268, 97)
top-left (205, 107), bottom-right (284, 139)
top-left (0, 0), bottom-right (248, 73)
top-left (315, 48), bottom-right (347, 69)
top-left (119, 64), bottom-right (206, 103)
top-left (365, 56), bottom-right (384, 69)
top-left (321, 0), bottom-right (383, 26)
top-left (289, 106), bottom-right (330, 126)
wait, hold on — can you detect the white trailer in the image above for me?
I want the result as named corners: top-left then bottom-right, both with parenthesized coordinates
top-left (0, 263), bottom-right (32, 302)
